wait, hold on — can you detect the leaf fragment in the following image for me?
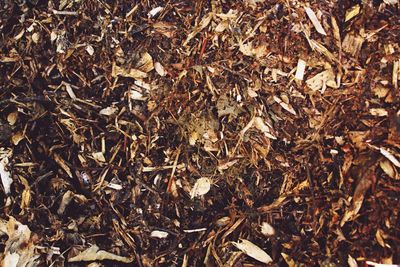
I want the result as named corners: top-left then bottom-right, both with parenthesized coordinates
top-left (68, 245), bottom-right (133, 263)
top-left (154, 62), bottom-right (166, 76)
top-left (150, 230), bottom-right (169, 239)
top-left (345, 5), bottom-right (360, 22)
top-left (380, 147), bottom-right (400, 168)
top-left (261, 222), bottom-right (275, 236)
top-left (190, 177), bottom-right (211, 199)
top-left (232, 239), bottom-right (273, 264)
top-left (304, 7), bottom-right (326, 35)
top-left (0, 148), bottom-right (13, 195)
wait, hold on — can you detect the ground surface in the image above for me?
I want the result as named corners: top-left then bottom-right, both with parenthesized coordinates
top-left (0, 0), bottom-right (400, 266)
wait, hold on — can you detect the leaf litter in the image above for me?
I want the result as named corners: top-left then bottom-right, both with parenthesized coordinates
top-left (1, 0), bottom-right (400, 266)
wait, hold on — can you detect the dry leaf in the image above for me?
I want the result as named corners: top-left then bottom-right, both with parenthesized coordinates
top-left (379, 159), bottom-right (398, 179)
top-left (130, 89), bottom-right (147, 101)
top-left (190, 177), bottom-right (211, 199)
top-left (369, 108), bottom-right (388, 117)
top-left (86, 45), bottom-right (94, 55)
top-left (0, 217), bottom-right (39, 267)
top-left (305, 7), bottom-right (326, 35)
top-left (273, 95), bottom-right (297, 115)
top-left (53, 153), bottom-right (73, 178)
top-left (341, 169), bottom-right (375, 226)
top-left (92, 152), bottom-right (106, 163)
top-left (68, 245), bottom-right (133, 263)
top-left (345, 5), bottom-right (360, 22)
top-left (233, 239), bottom-right (273, 264)
top-left (375, 229), bottom-right (386, 247)
top-left (366, 261), bottom-right (400, 267)
top-left (148, 6), bottom-right (163, 18)
top-left (0, 148), bottom-right (13, 195)
top-left (11, 131), bottom-right (24, 145)
top-left (29, 31), bottom-right (40, 44)
top-left (261, 222), bottom-right (275, 236)
top-left (154, 62), bottom-right (166, 76)
top-left (254, 117), bottom-right (277, 139)
top-left (19, 176), bottom-right (31, 212)
top-left (150, 230), bottom-right (169, 239)
top-left (7, 112), bottom-right (18, 126)
top-left (380, 147), bottom-right (400, 168)
top-left (383, 0), bottom-right (399, 4)
top-left (112, 62), bottom-right (147, 79)
top-left (99, 106), bottom-right (118, 116)
top-left (348, 255), bottom-right (358, 267)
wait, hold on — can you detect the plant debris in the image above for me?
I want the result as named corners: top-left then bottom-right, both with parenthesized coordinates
top-left (1, 0), bottom-right (400, 266)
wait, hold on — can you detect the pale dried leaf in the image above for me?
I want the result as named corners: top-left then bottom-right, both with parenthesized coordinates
top-left (383, 0), bottom-right (398, 5)
top-left (112, 62), bottom-right (147, 79)
top-left (68, 245), bottom-right (133, 263)
top-left (379, 159), bottom-right (398, 179)
top-left (86, 45), bottom-right (94, 56)
top-left (261, 222), bottom-right (275, 236)
top-left (273, 96), bottom-right (297, 115)
top-left (233, 239), bottom-right (273, 264)
top-left (65, 83), bottom-right (77, 99)
top-left (1, 217), bottom-right (39, 267)
top-left (376, 229), bottom-right (386, 247)
top-left (0, 148), bottom-right (13, 194)
top-left (150, 230), bottom-right (169, 239)
top-left (348, 254), bottom-right (358, 267)
top-left (99, 106), bottom-right (118, 116)
top-left (148, 6), bottom-right (163, 18)
top-left (254, 117), bottom-right (276, 139)
top-left (57, 190), bottom-right (74, 215)
top-left (154, 62), bottom-right (166, 76)
top-left (366, 261), bottom-right (400, 267)
top-left (369, 108), bottom-right (388, 117)
top-left (190, 177), bottom-right (211, 199)
top-left (305, 7), bottom-right (326, 35)
top-left (380, 147), bottom-right (400, 168)
top-left (31, 32), bottom-right (40, 43)
top-left (92, 152), bottom-right (106, 163)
